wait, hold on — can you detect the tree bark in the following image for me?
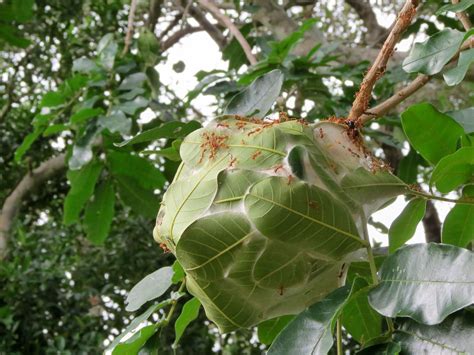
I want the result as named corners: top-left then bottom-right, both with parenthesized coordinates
top-left (423, 200), bottom-right (442, 243)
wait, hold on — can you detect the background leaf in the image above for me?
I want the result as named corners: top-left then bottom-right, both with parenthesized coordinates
top-left (443, 48), bottom-right (474, 86)
top-left (173, 297), bottom-right (201, 346)
top-left (430, 147), bottom-right (474, 193)
top-left (257, 316), bottom-right (295, 346)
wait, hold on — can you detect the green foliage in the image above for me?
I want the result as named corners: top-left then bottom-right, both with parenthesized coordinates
top-left (173, 297), bottom-right (201, 346)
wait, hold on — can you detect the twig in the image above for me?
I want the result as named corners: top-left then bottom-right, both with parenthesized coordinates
top-left (158, 12), bottom-right (184, 41)
top-left (452, 0), bottom-right (472, 31)
top-left (185, 3), bottom-right (226, 49)
top-left (161, 26), bottom-right (204, 51)
top-left (347, 0), bottom-right (419, 124)
top-left (359, 35), bottom-right (474, 124)
top-left (122, 0), bottom-right (139, 55)
top-left (198, 0), bottom-right (257, 65)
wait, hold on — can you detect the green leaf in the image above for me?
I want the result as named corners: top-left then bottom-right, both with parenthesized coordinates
top-left (257, 316), bottom-right (295, 346)
top-left (430, 147), bottom-right (474, 193)
top-left (40, 92), bottom-right (67, 108)
top-left (341, 278), bottom-right (383, 345)
top-left (172, 61), bottom-right (185, 73)
top-left (115, 175), bottom-right (160, 218)
top-left (125, 267), bottom-right (173, 312)
top-left (401, 103), bottom-right (465, 165)
top-left (118, 73), bottom-right (147, 91)
top-left (368, 243), bottom-right (474, 325)
top-left (436, 0), bottom-right (474, 15)
top-left (268, 285), bottom-right (352, 355)
top-left (70, 108), bottom-right (103, 124)
top-left (83, 180), bottom-right (115, 245)
top-left (442, 202), bottom-right (474, 248)
top-left (397, 149), bottom-right (421, 184)
top-left (115, 121), bottom-right (201, 147)
top-left (173, 297), bottom-right (201, 346)
top-left (443, 48), bottom-right (474, 86)
top-left (171, 261), bottom-right (185, 284)
top-left (113, 96), bottom-right (148, 115)
top-left (108, 151), bottom-right (166, 190)
top-left (112, 324), bottom-right (158, 355)
top-left (72, 57), bottom-right (99, 73)
top-left (42, 124), bottom-right (69, 137)
top-left (448, 107), bottom-right (474, 133)
top-left (225, 69), bottom-right (284, 118)
top-left (402, 28), bottom-right (465, 75)
top-left (357, 342), bottom-right (401, 355)
top-left (143, 141), bottom-right (181, 162)
top-left (63, 160), bottom-right (103, 225)
top-left (138, 28), bottom-right (161, 66)
top-left (222, 23), bottom-right (254, 70)
top-left (98, 111), bottom-right (132, 136)
top-left (14, 127), bottom-right (44, 162)
top-left (97, 33), bottom-right (118, 71)
top-left (394, 311), bottom-right (474, 354)
top-left (68, 123), bottom-right (102, 170)
top-left (388, 198), bottom-right (426, 254)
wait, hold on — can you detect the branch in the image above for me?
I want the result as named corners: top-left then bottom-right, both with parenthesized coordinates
top-left (122, 0), bottom-right (139, 55)
top-left (198, 0), bottom-right (257, 65)
top-left (146, 0), bottom-right (163, 31)
top-left (359, 35), bottom-right (474, 124)
top-left (0, 154), bottom-right (66, 260)
top-left (348, 0), bottom-right (419, 124)
top-left (161, 26), bottom-right (204, 51)
top-left (452, 0), bottom-right (472, 31)
top-left (345, 0), bottom-right (388, 46)
top-left (183, 3), bottom-right (227, 50)
top-left (423, 200), bottom-right (441, 243)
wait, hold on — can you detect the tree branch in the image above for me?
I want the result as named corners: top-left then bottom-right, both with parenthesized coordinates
top-left (348, 0), bottom-right (419, 124)
top-left (122, 0), bottom-right (139, 55)
top-left (345, 0), bottom-right (388, 46)
top-left (452, 0), bottom-right (472, 31)
top-left (423, 200), bottom-right (441, 243)
top-left (161, 26), bottom-right (204, 51)
top-left (0, 154), bottom-right (66, 260)
top-left (198, 0), bottom-right (257, 65)
top-left (146, 0), bottom-right (163, 31)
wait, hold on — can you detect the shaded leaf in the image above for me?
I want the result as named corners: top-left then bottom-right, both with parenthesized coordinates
top-left (401, 103), bottom-right (465, 165)
top-left (356, 342), bottom-right (401, 355)
top-left (443, 48), bottom-right (474, 86)
top-left (97, 33), bottom-right (118, 70)
top-left (43, 124), bottom-right (69, 136)
top-left (442, 188), bottom-right (474, 247)
top-left (257, 316), bottom-right (295, 346)
top-left (116, 175), bottom-right (160, 218)
top-left (225, 69), bottom-right (283, 118)
top-left (436, 0), bottom-right (474, 15)
top-left (171, 261), bottom-right (185, 284)
top-left (430, 147), bottom-right (474, 193)
top-left (14, 127), bottom-right (44, 162)
top-left (70, 108), bottom-right (103, 124)
top-left (173, 297), bottom-right (201, 346)
top-left (388, 198), bottom-right (426, 253)
top-left (98, 111), bottom-right (132, 136)
top-left (72, 57), bottom-right (99, 73)
top-left (369, 243), bottom-right (474, 325)
top-left (118, 72), bottom-right (147, 91)
top-left (397, 149), bottom-right (421, 184)
top-left (113, 96), bottom-right (148, 115)
top-left (448, 107), bottom-right (474, 133)
top-left (112, 324), bottom-right (158, 355)
top-left (125, 267), bottom-right (173, 312)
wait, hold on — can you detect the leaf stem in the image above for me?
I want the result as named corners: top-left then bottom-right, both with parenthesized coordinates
top-left (406, 189), bottom-right (474, 205)
top-left (164, 281), bottom-right (186, 325)
top-left (336, 319), bottom-right (343, 355)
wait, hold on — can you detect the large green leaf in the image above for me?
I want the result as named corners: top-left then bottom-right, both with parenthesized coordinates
top-left (430, 147), bottom-right (474, 193)
top-left (70, 107), bottom-right (103, 124)
top-left (394, 311), bottom-right (474, 354)
top-left (257, 316), bottom-right (295, 346)
top-left (443, 48), bottom-right (474, 86)
top-left (436, 0), bottom-right (474, 15)
top-left (98, 111), bottom-right (132, 136)
top-left (369, 243), bottom-right (474, 325)
top-left (397, 149), bottom-right (422, 184)
top-left (448, 107), bottom-right (474, 133)
top-left (402, 29), bottom-right (465, 75)
top-left (225, 69), bottom-right (283, 118)
top-left (341, 278), bottom-right (382, 345)
top-left (112, 324), bottom-right (158, 355)
top-left (125, 267), bottom-right (173, 312)
top-left (83, 180), bottom-right (115, 245)
top-left (245, 176), bottom-right (365, 259)
top-left (442, 202), bottom-right (474, 248)
top-left (268, 285), bottom-right (353, 355)
top-left (173, 297), bottom-right (201, 346)
top-left (97, 33), bottom-right (118, 70)
top-left (115, 175), bottom-right (160, 218)
top-left (388, 198), bottom-right (426, 253)
top-left (63, 160), bottom-right (103, 225)
top-left (401, 103), bottom-right (465, 165)
top-left (118, 73), bottom-right (147, 91)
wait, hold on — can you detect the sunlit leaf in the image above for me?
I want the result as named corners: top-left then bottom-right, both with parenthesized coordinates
top-left (443, 48), bottom-right (474, 86)
top-left (430, 147), bottom-right (474, 193)
top-left (173, 297), bottom-right (201, 346)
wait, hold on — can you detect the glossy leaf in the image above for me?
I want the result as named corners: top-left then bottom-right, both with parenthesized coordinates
top-left (115, 175), bottom-right (160, 218)
top-left (118, 72), bottom-right (147, 91)
top-left (369, 243), bottom-right (474, 325)
top-left (430, 147), bottom-right (474, 193)
top-left (442, 203), bottom-right (474, 248)
top-left (388, 198), bottom-right (426, 253)
top-left (443, 48), bottom-right (474, 86)
top-left (112, 324), bottom-right (158, 355)
top-left (402, 28), bottom-right (465, 75)
top-left (394, 311), bottom-right (474, 354)
top-left (83, 180), bottom-right (115, 245)
top-left (436, 0), bottom-right (474, 15)
top-left (225, 69), bottom-right (283, 117)
top-left (268, 285), bottom-right (352, 355)
top-left (257, 316), bottom-right (294, 346)
top-left (173, 297), bottom-right (201, 346)
top-left (401, 103), bottom-right (465, 165)
top-left (63, 160), bottom-right (102, 225)
top-left (125, 266), bottom-right (173, 312)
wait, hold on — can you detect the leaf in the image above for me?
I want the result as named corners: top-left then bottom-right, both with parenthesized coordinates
top-left (368, 243), bottom-right (474, 325)
top-left (63, 160), bottom-right (103, 225)
top-left (448, 107), bottom-right (474, 133)
top-left (125, 267), bottom-right (173, 312)
top-left (222, 23), bottom-right (254, 70)
top-left (257, 316), bottom-right (295, 346)
top-left (394, 311), bottom-right (474, 354)
top-left (72, 57), bottom-right (99, 73)
top-left (14, 127), bottom-right (43, 162)
top-left (112, 324), bottom-right (158, 355)
top-left (401, 103), bottom-right (465, 165)
top-left (388, 198), bottom-right (426, 254)
top-left (443, 48), bottom-right (474, 86)
top-left (357, 342), bottom-right (401, 355)
top-left (138, 28), bottom-right (161, 66)
top-left (83, 180), bottom-right (115, 245)
top-left (436, 0), bottom-right (474, 15)
top-left (68, 123), bottom-right (102, 170)
top-left (98, 111), bottom-right (132, 136)
top-left (171, 261), bottom-right (185, 284)
top-left (115, 175), bottom-right (160, 218)
top-left (115, 121), bottom-right (201, 147)
top-left (40, 92), bottom-right (66, 108)
top-left (70, 108), bottom-right (103, 124)
top-left (113, 96), bottom-right (148, 115)
top-left (97, 33), bottom-right (118, 71)
top-left (108, 151), bottom-right (166, 190)
top-left (341, 278), bottom-right (383, 345)
top-left (442, 203), bottom-right (474, 248)
top-left (118, 73), bottom-right (147, 91)
top-left (430, 147), bottom-right (474, 193)
top-left (402, 28), bottom-right (465, 75)
top-left (267, 285), bottom-right (352, 355)
top-left (397, 149), bottom-right (421, 184)
top-left (43, 124), bottom-right (69, 137)
top-left (172, 61), bottom-right (185, 73)
top-left (173, 297), bottom-right (201, 346)
top-left (224, 69), bottom-right (284, 118)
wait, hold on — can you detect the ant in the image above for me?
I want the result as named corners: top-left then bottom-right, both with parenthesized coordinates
top-left (345, 120), bottom-right (360, 141)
